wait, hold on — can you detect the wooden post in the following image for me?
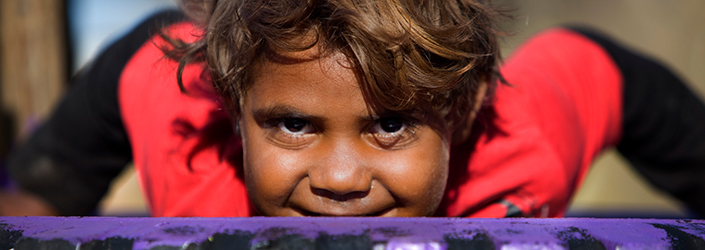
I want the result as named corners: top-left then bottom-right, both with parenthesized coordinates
top-left (0, 0), bottom-right (67, 144)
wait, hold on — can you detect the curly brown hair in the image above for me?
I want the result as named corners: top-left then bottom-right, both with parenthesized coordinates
top-left (163, 0), bottom-right (505, 130)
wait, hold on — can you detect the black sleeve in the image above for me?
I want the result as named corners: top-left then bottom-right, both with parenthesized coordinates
top-left (568, 27), bottom-right (705, 216)
top-left (7, 10), bottom-right (186, 215)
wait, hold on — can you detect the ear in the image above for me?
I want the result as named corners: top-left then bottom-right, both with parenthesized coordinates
top-left (451, 82), bottom-right (488, 145)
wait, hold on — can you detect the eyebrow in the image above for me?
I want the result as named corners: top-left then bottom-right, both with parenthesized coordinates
top-left (251, 104), bottom-right (381, 124)
top-left (252, 104), bottom-right (317, 122)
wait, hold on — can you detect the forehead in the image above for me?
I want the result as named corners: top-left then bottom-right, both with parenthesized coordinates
top-left (246, 50), bottom-right (370, 117)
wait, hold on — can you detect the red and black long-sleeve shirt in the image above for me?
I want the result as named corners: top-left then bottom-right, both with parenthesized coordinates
top-left (9, 11), bottom-right (705, 217)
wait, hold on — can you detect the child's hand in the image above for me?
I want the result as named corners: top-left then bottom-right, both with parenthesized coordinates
top-left (0, 189), bottom-right (58, 216)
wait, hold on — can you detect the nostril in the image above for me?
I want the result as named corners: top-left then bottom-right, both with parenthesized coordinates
top-left (307, 165), bottom-right (373, 199)
top-left (311, 187), bottom-right (369, 202)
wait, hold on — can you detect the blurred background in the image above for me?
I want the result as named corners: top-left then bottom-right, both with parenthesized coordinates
top-left (1, 0), bottom-right (704, 217)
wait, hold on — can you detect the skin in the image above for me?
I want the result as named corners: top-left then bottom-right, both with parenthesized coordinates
top-left (0, 189), bottom-right (58, 216)
top-left (238, 48), bottom-right (486, 217)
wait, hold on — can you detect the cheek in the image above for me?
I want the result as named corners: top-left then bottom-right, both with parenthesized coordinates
top-left (240, 121), bottom-right (307, 212)
top-left (375, 134), bottom-right (450, 213)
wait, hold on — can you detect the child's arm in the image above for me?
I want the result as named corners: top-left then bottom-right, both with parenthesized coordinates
top-left (4, 10), bottom-right (186, 216)
top-left (444, 27), bottom-right (705, 218)
top-left (0, 190), bottom-right (58, 216)
top-left (571, 28), bottom-right (705, 214)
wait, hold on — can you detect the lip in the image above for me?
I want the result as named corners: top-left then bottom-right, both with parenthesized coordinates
top-left (283, 178), bottom-right (399, 217)
top-left (292, 205), bottom-right (395, 217)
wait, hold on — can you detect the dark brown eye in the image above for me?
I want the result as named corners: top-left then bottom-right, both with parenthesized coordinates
top-left (278, 118), bottom-right (312, 134)
top-left (373, 118), bottom-right (407, 134)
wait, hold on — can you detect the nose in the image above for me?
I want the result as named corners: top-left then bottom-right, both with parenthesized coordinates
top-left (308, 140), bottom-right (372, 200)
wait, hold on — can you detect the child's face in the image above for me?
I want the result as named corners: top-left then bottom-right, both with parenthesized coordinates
top-left (238, 49), bottom-right (453, 217)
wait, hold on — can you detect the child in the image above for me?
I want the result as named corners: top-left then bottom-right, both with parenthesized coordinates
top-left (4, 0), bottom-right (705, 217)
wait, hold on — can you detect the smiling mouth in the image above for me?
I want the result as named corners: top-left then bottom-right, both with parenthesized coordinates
top-left (295, 206), bottom-right (393, 217)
